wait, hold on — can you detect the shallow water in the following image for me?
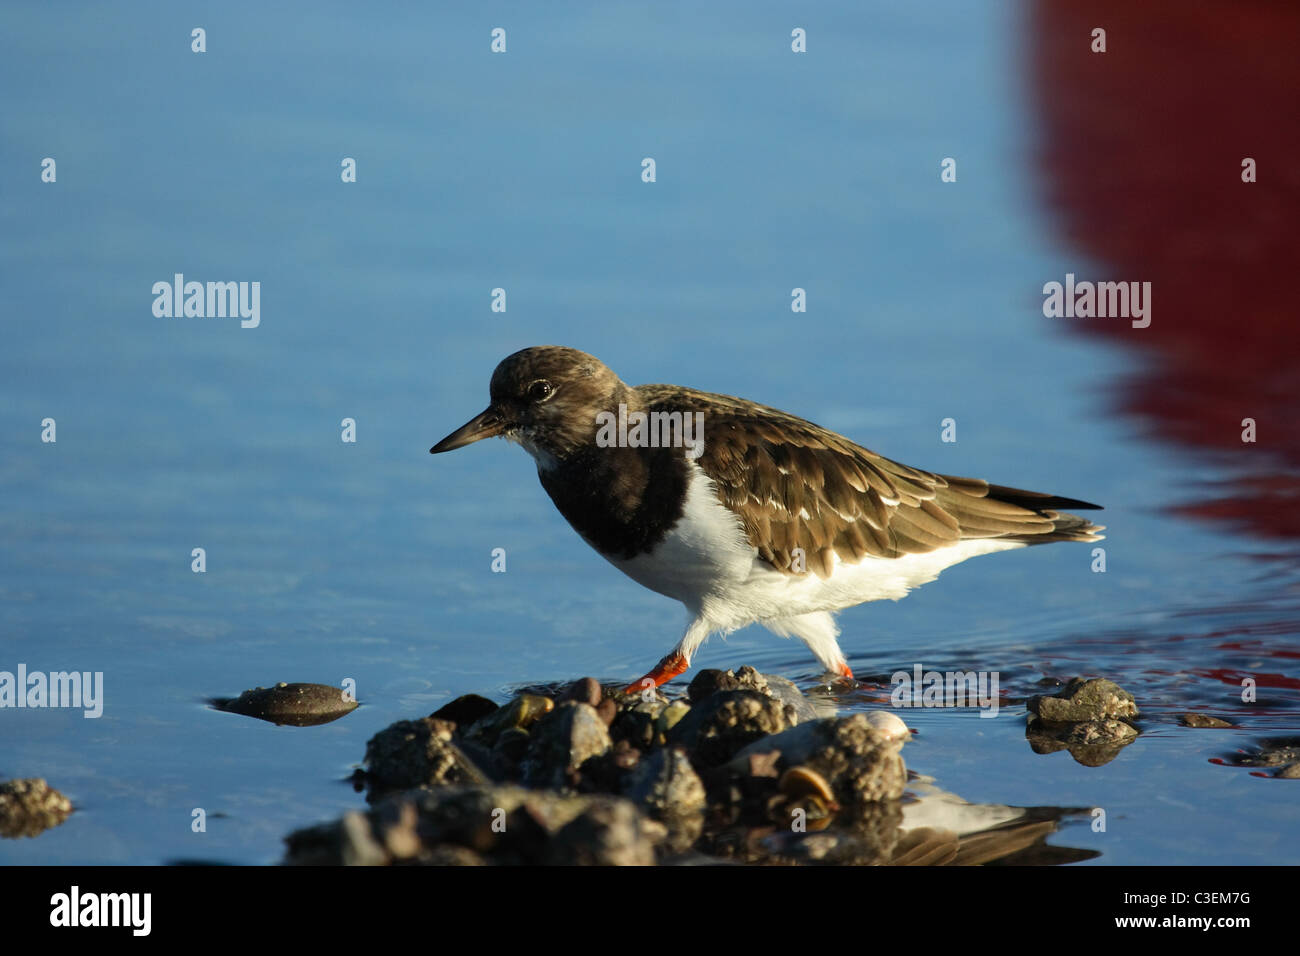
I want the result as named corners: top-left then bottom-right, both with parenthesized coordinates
top-left (2, 1), bottom-right (1297, 864)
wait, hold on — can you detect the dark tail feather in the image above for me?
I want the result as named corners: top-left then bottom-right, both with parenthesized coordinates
top-left (984, 482), bottom-right (1103, 512)
top-left (985, 483), bottom-right (1106, 543)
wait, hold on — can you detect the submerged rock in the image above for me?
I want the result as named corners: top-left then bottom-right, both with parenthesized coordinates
top-left (1179, 713), bottom-right (1234, 729)
top-left (212, 682), bottom-right (358, 726)
top-left (0, 778), bottom-right (73, 839)
top-left (1216, 737), bottom-right (1300, 779)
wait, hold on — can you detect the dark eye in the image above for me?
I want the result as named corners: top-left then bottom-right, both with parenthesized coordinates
top-left (527, 380), bottom-right (553, 402)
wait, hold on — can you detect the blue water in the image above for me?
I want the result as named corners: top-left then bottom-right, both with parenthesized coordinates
top-left (2, 1), bottom-right (1296, 865)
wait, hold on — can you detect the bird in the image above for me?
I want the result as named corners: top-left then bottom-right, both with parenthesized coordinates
top-left (430, 346), bottom-right (1103, 694)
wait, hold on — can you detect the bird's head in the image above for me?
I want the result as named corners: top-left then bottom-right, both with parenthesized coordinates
top-left (430, 346), bottom-right (628, 466)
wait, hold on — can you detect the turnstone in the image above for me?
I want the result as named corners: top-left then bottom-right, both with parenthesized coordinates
top-left (431, 346), bottom-right (1103, 693)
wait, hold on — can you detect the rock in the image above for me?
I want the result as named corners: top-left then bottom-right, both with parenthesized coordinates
top-left (546, 797), bottom-right (662, 865)
top-left (728, 714), bottom-right (908, 812)
top-left (212, 682), bottom-right (358, 726)
top-left (687, 669), bottom-right (744, 702)
top-left (430, 693), bottom-right (498, 726)
top-left (864, 711), bottom-right (911, 743)
top-left (339, 810), bottom-right (388, 866)
top-left (655, 700), bottom-right (691, 738)
top-left (1025, 678), bottom-right (1140, 766)
top-left (1219, 737), bottom-right (1300, 769)
top-left (763, 675), bottom-right (819, 723)
top-left (363, 718), bottom-right (489, 800)
top-left (0, 778), bottom-right (73, 838)
top-left (463, 694), bottom-right (554, 749)
top-left (1028, 678), bottom-right (1138, 723)
top-left (492, 726), bottom-right (532, 766)
top-left (522, 701), bottom-right (612, 789)
top-left (622, 747), bottom-right (706, 854)
top-left (687, 666), bottom-right (817, 722)
top-left (559, 677), bottom-right (602, 708)
top-left (283, 785), bottom-right (662, 866)
top-left (1180, 713), bottom-right (1234, 729)
top-left (667, 690), bottom-right (798, 769)
top-left (610, 697), bottom-right (668, 751)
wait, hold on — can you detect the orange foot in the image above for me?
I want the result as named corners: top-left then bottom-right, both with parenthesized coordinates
top-left (837, 661), bottom-right (855, 681)
top-left (622, 651), bottom-right (689, 695)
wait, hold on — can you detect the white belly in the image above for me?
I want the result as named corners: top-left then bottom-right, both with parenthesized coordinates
top-left (606, 462), bottom-right (1025, 632)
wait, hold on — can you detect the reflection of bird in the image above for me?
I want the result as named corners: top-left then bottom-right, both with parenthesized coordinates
top-left (432, 347), bottom-right (1103, 691)
top-left (890, 775), bottom-right (1099, 866)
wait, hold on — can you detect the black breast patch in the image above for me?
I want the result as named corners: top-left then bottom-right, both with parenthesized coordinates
top-left (538, 445), bottom-right (689, 560)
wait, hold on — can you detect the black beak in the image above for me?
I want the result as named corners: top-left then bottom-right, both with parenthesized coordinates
top-left (430, 407), bottom-right (507, 454)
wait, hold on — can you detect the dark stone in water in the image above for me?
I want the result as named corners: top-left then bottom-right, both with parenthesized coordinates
top-left (559, 677), bottom-right (603, 708)
top-left (212, 682), bottom-right (358, 726)
top-left (1180, 712), bottom-right (1234, 729)
top-left (431, 693), bottom-right (498, 726)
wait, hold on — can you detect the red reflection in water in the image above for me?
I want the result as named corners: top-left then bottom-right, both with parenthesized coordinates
top-left (1196, 668), bottom-right (1300, 691)
top-left (1029, 1), bottom-right (1300, 541)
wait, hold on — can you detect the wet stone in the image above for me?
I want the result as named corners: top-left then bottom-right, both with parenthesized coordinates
top-left (430, 693), bottom-right (498, 726)
top-left (363, 717), bottom-right (488, 801)
top-left (283, 785), bottom-right (662, 866)
top-left (1180, 713), bottom-right (1234, 729)
top-left (559, 677), bottom-right (602, 708)
top-left (463, 693), bottom-right (554, 749)
top-left (522, 701), bottom-right (612, 790)
top-left (212, 682), bottom-right (358, 727)
top-left (1220, 737), bottom-right (1300, 769)
top-left (0, 778), bottom-right (73, 839)
top-left (668, 690), bottom-right (798, 770)
top-left (610, 698), bottom-right (668, 751)
top-left (622, 746), bottom-right (706, 854)
top-left (546, 797), bottom-right (663, 866)
top-left (1028, 678), bottom-right (1139, 723)
top-left (729, 714), bottom-right (908, 813)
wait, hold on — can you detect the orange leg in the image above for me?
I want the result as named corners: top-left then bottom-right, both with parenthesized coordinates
top-left (622, 651), bottom-right (690, 695)
top-left (837, 661), bottom-right (855, 680)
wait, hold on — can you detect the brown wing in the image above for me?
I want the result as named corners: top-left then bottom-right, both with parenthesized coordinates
top-left (641, 386), bottom-right (1104, 579)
